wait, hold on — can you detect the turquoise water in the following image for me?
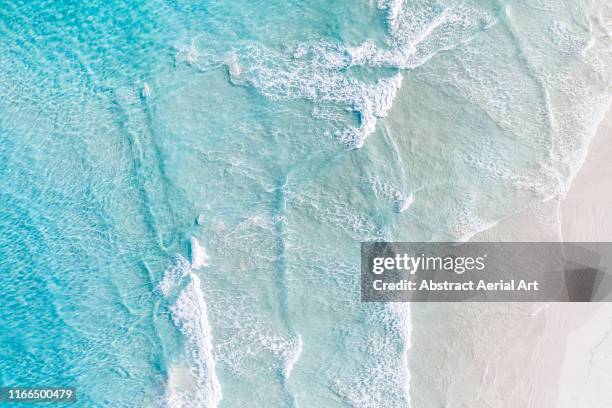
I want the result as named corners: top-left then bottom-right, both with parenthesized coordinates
top-left (0, 0), bottom-right (610, 407)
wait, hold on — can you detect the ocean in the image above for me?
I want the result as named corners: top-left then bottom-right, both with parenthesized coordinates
top-left (0, 0), bottom-right (610, 406)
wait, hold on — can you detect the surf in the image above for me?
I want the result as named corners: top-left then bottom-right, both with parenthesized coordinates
top-left (161, 253), bottom-right (222, 408)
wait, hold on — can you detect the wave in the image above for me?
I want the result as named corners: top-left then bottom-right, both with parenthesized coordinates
top-left (190, 236), bottom-right (210, 270)
top-left (227, 0), bottom-right (495, 148)
top-left (330, 304), bottom-right (412, 407)
top-left (282, 334), bottom-right (302, 381)
top-left (366, 171), bottom-right (416, 213)
top-left (161, 256), bottom-right (222, 408)
top-left (177, 1), bottom-right (496, 148)
top-left (387, 303), bottom-right (412, 407)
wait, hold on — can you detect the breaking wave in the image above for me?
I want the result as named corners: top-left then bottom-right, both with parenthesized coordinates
top-left (282, 334), bottom-right (302, 381)
top-left (177, 1), bottom-right (496, 148)
top-left (161, 256), bottom-right (222, 408)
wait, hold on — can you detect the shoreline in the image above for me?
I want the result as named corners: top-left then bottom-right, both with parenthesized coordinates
top-left (561, 103), bottom-right (612, 241)
top-left (409, 106), bottom-right (612, 407)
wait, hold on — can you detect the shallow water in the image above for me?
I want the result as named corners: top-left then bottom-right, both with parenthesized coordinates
top-left (0, 0), bottom-right (610, 407)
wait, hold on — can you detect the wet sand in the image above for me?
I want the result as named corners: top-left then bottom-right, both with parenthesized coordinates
top-left (409, 106), bottom-right (612, 407)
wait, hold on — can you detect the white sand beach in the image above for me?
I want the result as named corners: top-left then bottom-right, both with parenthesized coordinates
top-left (410, 106), bottom-right (612, 407)
top-left (557, 106), bottom-right (612, 408)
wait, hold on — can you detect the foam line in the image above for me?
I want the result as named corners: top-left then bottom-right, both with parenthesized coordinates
top-left (161, 257), bottom-right (222, 408)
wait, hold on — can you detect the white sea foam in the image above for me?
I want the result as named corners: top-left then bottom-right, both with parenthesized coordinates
top-left (377, 0), bottom-right (406, 33)
top-left (162, 257), bottom-right (222, 408)
top-left (217, 2), bottom-right (496, 148)
top-left (142, 82), bottom-right (151, 98)
top-left (176, 4), bottom-right (495, 152)
top-left (331, 305), bottom-right (412, 407)
top-left (346, 73), bottom-right (403, 148)
top-left (159, 257), bottom-right (190, 297)
top-left (227, 53), bottom-right (242, 80)
top-left (387, 303), bottom-right (412, 406)
top-left (175, 41), bottom-right (199, 66)
top-left (283, 334), bottom-right (302, 381)
top-left (227, 42), bottom-right (404, 148)
top-left (398, 193), bottom-right (414, 212)
top-left (351, 2), bottom-right (495, 69)
top-left (190, 236), bottom-right (210, 270)
top-left (367, 172), bottom-right (415, 213)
